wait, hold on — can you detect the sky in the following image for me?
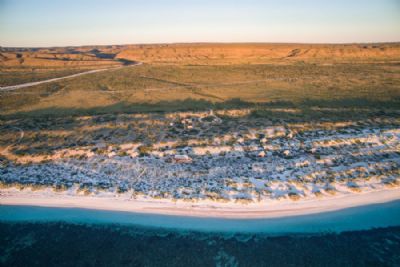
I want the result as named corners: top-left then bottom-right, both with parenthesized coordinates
top-left (0, 0), bottom-right (399, 47)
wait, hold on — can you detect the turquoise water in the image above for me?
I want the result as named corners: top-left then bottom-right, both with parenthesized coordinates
top-left (1, 200), bottom-right (400, 234)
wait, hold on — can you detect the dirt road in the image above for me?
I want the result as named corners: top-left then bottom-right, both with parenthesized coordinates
top-left (0, 62), bottom-right (142, 91)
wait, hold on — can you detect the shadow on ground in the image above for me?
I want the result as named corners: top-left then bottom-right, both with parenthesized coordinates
top-left (1, 97), bottom-right (399, 120)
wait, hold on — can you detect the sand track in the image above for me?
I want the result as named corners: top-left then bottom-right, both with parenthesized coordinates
top-left (0, 62), bottom-right (142, 91)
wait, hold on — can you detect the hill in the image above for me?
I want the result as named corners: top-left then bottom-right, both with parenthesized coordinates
top-left (116, 43), bottom-right (400, 64)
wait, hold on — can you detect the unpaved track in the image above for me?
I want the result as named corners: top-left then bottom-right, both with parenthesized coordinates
top-left (0, 62), bottom-right (142, 91)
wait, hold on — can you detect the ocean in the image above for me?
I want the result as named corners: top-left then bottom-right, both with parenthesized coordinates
top-left (1, 201), bottom-right (400, 266)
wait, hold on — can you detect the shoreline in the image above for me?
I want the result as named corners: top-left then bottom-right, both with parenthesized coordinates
top-left (1, 188), bottom-right (400, 219)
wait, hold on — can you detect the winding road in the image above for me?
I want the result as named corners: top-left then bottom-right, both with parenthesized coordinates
top-left (0, 62), bottom-right (142, 91)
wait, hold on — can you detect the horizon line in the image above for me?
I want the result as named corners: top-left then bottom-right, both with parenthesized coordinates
top-left (2, 41), bottom-right (400, 49)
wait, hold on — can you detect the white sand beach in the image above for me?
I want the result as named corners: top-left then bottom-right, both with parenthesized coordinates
top-left (1, 188), bottom-right (400, 219)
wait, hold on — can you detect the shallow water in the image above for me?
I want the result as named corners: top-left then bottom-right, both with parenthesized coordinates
top-left (1, 200), bottom-right (400, 234)
top-left (1, 201), bottom-right (400, 266)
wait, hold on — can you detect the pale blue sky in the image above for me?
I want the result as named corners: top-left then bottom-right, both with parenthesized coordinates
top-left (0, 0), bottom-right (399, 47)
